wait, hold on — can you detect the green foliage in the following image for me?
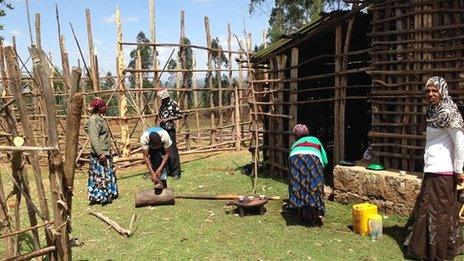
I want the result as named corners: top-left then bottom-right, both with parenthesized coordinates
top-left (249, 0), bottom-right (347, 43)
top-left (128, 31), bottom-right (153, 69)
top-left (0, 0), bottom-right (13, 40)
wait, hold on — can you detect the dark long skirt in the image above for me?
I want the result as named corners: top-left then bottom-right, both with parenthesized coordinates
top-left (165, 128), bottom-right (181, 178)
top-left (407, 173), bottom-right (464, 260)
top-left (88, 155), bottom-right (118, 204)
top-left (288, 154), bottom-right (325, 226)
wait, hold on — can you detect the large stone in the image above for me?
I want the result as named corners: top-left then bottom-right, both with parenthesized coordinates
top-left (333, 165), bottom-right (422, 215)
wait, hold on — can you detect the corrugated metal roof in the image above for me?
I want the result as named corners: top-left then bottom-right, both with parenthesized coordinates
top-left (252, 4), bottom-right (371, 64)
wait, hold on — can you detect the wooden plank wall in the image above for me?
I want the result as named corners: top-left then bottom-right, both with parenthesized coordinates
top-left (370, 0), bottom-right (464, 171)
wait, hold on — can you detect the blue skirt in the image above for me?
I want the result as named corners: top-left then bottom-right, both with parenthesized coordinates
top-left (88, 155), bottom-right (118, 204)
top-left (289, 154), bottom-right (325, 225)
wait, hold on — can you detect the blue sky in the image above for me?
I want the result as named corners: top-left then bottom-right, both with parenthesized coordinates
top-left (2, 0), bottom-right (270, 78)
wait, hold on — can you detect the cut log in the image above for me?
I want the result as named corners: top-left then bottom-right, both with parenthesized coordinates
top-left (135, 188), bottom-right (175, 208)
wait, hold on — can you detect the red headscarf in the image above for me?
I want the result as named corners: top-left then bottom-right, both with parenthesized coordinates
top-left (90, 97), bottom-right (106, 114)
top-left (293, 124), bottom-right (309, 138)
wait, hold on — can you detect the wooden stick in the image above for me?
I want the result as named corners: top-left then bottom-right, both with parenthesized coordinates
top-left (175, 194), bottom-right (281, 200)
top-left (0, 221), bottom-right (53, 239)
top-left (4, 246), bottom-right (56, 261)
top-left (87, 209), bottom-right (135, 237)
top-left (120, 42), bottom-right (251, 55)
top-left (0, 146), bottom-right (57, 152)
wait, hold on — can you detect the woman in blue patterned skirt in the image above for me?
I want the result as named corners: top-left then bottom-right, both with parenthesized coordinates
top-left (288, 124), bottom-right (328, 226)
top-left (85, 97), bottom-right (118, 204)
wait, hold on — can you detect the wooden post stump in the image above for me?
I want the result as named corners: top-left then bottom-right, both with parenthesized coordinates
top-left (135, 188), bottom-right (175, 208)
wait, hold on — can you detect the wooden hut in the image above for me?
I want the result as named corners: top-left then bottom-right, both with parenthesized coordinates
top-left (250, 7), bottom-right (373, 181)
top-left (250, 0), bottom-right (464, 179)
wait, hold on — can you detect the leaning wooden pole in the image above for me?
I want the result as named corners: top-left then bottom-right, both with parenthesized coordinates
top-left (55, 4), bottom-right (71, 88)
top-left (86, 9), bottom-right (99, 91)
top-left (4, 47), bottom-right (45, 256)
top-left (30, 45), bottom-right (71, 261)
top-left (35, 13), bottom-right (42, 50)
top-left (229, 24), bottom-right (241, 150)
top-left (63, 68), bottom-right (83, 222)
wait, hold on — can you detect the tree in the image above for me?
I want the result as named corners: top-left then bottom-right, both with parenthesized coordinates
top-left (128, 31), bottom-right (153, 69)
top-left (204, 37), bottom-right (229, 108)
top-left (0, 1), bottom-right (13, 41)
top-left (249, 0), bottom-right (347, 43)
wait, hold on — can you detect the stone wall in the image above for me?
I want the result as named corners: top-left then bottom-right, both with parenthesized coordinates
top-left (333, 165), bottom-right (422, 215)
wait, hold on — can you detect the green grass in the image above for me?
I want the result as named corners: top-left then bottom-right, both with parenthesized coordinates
top-left (0, 150), bottom-right (442, 260)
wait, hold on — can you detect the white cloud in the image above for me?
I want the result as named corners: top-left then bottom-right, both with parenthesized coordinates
top-left (102, 14), bottom-right (140, 24)
top-left (94, 39), bottom-right (102, 45)
top-left (10, 29), bottom-right (21, 37)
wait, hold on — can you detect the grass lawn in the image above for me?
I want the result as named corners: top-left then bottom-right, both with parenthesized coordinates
top-left (1, 150), bottom-right (436, 260)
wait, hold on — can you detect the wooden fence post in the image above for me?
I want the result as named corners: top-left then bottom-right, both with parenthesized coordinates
top-left (116, 6), bottom-right (130, 157)
top-left (289, 48), bottom-right (298, 145)
top-left (63, 68), bottom-right (83, 222)
top-left (204, 16), bottom-right (217, 145)
top-left (30, 45), bottom-right (71, 261)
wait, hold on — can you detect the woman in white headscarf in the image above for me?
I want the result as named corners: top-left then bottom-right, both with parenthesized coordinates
top-left (407, 76), bottom-right (464, 260)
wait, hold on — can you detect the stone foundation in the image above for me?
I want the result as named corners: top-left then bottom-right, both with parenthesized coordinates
top-left (333, 165), bottom-right (422, 215)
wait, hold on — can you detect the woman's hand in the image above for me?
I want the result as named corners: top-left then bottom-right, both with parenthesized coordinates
top-left (457, 173), bottom-right (464, 184)
top-left (99, 154), bottom-right (107, 167)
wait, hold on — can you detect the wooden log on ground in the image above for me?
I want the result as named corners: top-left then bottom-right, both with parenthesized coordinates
top-left (135, 188), bottom-right (175, 207)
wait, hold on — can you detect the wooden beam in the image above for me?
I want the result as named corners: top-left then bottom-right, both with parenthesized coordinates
top-left (204, 16), bottom-right (216, 145)
top-left (289, 47), bottom-right (298, 145)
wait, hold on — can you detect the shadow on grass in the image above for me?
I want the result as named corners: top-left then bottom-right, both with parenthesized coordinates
top-left (383, 225), bottom-right (411, 259)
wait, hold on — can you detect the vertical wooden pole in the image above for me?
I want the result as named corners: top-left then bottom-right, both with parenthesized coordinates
top-left (136, 50), bottom-right (143, 109)
top-left (86, 9), bottom-right (99, 91)
top-left (267, 58), bottom-right (276, 176)
top-left (204, 16), bottom-right (216, 145)
top-left (35, 13), bottom-right (41, 50)
top-left (237, 41), bottom-right (245, 139)
top-left (217, 39), bottom-right (224, 143)
top-left (339, 7), bottom-right (357, 163)
top-left (289, 48), bottom-right (298, 145)
top-left (116, 6), bottom-right (130, 157)
top-left (179, 10), bottom-right (190, 150)
top-left (0, 40), bottom-right (7, 97)
top-left (229, 24), bottom-right (241, 150)
top-left (276, 55), bottom-right (287, 177)
top-left (149, 0), bottom-right (159, 115)
top-left (334, 25), bottom-right (342, 166)
top-left (30, 45), bottom-right (71, 261)
top-left (192, 53), bottom-right (201, 140)
top-left (63, 68), bottom-right (82, 222)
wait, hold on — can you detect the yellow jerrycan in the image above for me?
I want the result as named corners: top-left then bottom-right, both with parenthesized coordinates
top-left (352, 203), bottom-right (378, 235)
